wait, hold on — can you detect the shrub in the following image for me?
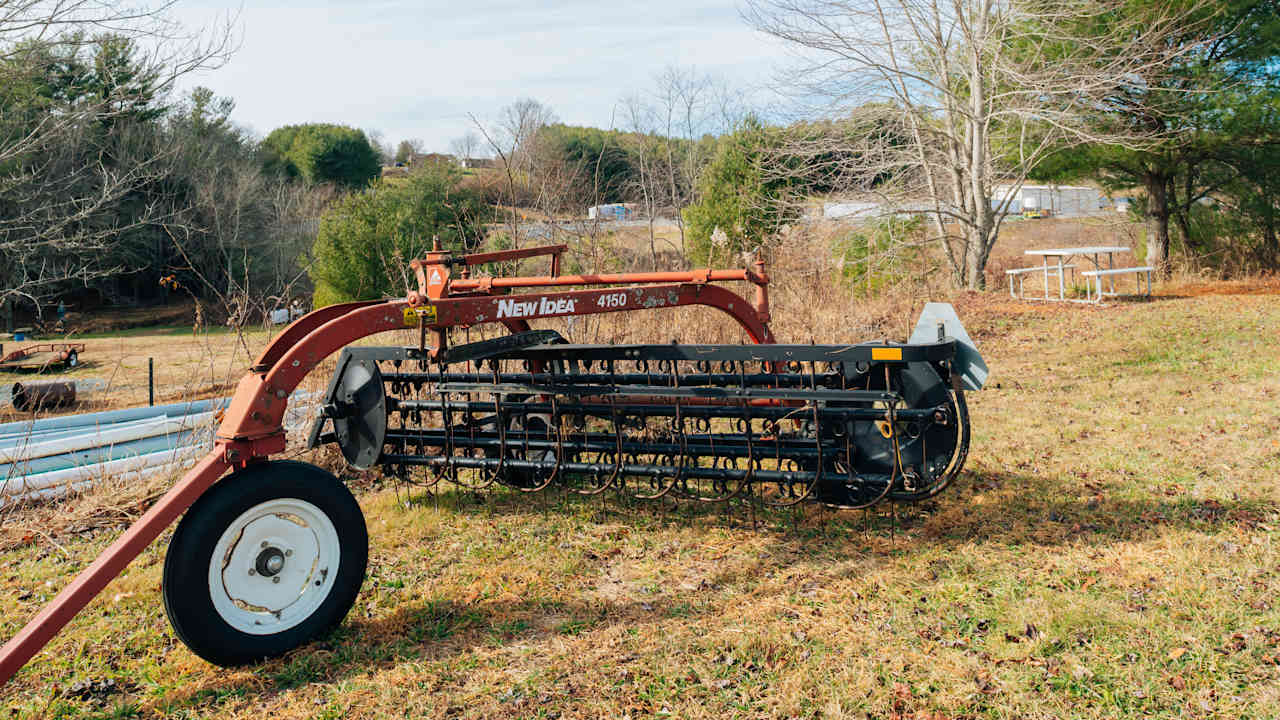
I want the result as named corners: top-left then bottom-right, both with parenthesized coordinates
top-left (263, 123), bottom-right (381, 190)
top-left (833, 216), bottom-right (928, 295)
top-left (683, 117), bottom-right (796, 265)
top-left (310, 164), bottom-right (490, 306)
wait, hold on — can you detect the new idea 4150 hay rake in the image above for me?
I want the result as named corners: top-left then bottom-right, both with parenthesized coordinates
top-left (0, 242), bottom-right (987, 681)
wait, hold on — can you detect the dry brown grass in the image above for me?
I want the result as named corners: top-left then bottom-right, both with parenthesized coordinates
top-left (0, 326), bottom-right (271, 423)
top-left (0, 322), bottom-right (340, 547)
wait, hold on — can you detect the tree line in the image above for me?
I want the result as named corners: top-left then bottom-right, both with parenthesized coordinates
top-left (0, 2), bottom-right (399, 329)
top-left (3, 0), bottom-right (1277, 324)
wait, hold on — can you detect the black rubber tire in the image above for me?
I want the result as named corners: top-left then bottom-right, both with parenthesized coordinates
top-left (162, 460), bottom-right (367, 666)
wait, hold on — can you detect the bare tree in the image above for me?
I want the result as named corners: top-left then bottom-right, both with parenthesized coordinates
top-left (745, 0), bottom-right (1215, 288)
top-left (364, 128), bottom-right (392, 165)
top-left (653, 66), bottom-right (714, 259)
top-left (449, 131), bottom-right (480, 165)
top-left (499, 97), bottom-right (557, 176)
top-left (394, 138), bottom-right (425, 164)
top-left (619, 69), bottom-right (743, 269)
top-left (0, 0), bottom-right (234, 325)
top-left (706, 75), bottom-right (750, 138)
top-left (620, 94), bottom-right (665, 269)
top-left (470, 98), bottom-right (557, 249)
top-left (155, 86), bottom-right (332, 340)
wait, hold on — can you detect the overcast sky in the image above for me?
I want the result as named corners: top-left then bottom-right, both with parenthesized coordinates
top-left (171, 1), bottom-right (790, 153)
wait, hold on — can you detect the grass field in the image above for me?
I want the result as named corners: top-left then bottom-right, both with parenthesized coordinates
top-left (0, 319), bottom-right (270, 422)
top-left (0, 279), bottom-right (1278, 719)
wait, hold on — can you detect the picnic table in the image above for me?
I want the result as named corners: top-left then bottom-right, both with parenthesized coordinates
top-left (1009, 246), bottom-right (1150, 303)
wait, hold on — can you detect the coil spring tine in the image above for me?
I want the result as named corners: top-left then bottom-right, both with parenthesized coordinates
top-left (672, 364), bottom-right (689, 494)
top-left (413, 366), bottom-right (424, 470)
top-left (626, 394), bottom-right (681, 502)
top-left (806, 360), bottom-right (823, 500)
top-left (755, 362), bottom-right (818, 508)
top-left (673, 394), bottom-right (688, 493)
top-left (737, 362), bottom-right (754, 502)
top-left (607, 397), bottom-right (624, 490)
top-left (491, 362), bottom-right (508, 481)
top-left (829, 370), bottom-right (899, 510)
top-left (887, 400), bottom-right (902, 499)
top-left (772, 417), bottom-right (786, 500)
top-left (520, 390), bottom-right (560, 493)
top-left (549, 393), bottom-right (565, 485)
top-left (425, 368), bottom-right (445, 485)
top-left (446, 362), bottom-right (495, 490)
top-left (564, 367), bottom-right (618, 496)
top-left (472, 367), bottom-right (494, 486)
top-left (437, 362), bottom-right (457, 485)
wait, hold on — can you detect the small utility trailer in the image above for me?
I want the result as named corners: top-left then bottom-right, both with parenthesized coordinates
top-left (0, 343), bottom-right (84, 372)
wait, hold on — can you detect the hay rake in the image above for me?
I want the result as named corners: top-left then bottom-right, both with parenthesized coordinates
top-left (0, 243), bottom-right (987, 679)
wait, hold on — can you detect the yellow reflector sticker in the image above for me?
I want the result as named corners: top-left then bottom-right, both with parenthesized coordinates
top-left (403, 305), bottom-right (438, 326)
top-left (871, 347), bottom-right (903, 361)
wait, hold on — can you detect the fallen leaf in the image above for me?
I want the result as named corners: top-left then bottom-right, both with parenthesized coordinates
top-left (1168, 674), bottom-right (1186, 690)
top-left (1168, 647), bottom-right (1187, 661)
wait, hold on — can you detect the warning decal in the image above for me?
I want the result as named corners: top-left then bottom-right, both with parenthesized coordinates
top-left (403, 305), bottom-right (438, 326)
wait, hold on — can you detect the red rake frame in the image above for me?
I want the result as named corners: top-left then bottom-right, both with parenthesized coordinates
top-left (0, 244), bottom-right (774, 685)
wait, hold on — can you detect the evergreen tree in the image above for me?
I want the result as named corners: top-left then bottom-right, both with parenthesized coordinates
top-left (311, 163), bottom-right (490, 305)
top-left (263, 123), bottom-right (382, 189)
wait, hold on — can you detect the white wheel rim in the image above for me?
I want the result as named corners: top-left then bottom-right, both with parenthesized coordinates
top-left (208, 498), bottom-right (341, 635)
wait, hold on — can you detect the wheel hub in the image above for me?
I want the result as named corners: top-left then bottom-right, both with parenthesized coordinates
top-left (255, 547), bottom-right (286, 577)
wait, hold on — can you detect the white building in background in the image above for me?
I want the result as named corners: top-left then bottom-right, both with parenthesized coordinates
top-left (822, 187), bottom-right (1107, 222)
top-left (993, 184), bottom-right (1106, 218)
top-left (587, 203), bottom-right (636, 220)
top-left (822, 201), bottom-right (881, 220)
top-left (817, 185), bottom-right (1108, 223)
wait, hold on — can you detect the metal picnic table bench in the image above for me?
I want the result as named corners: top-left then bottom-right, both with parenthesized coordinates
top-left (1008, 246), bottom-right (1151, 303)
